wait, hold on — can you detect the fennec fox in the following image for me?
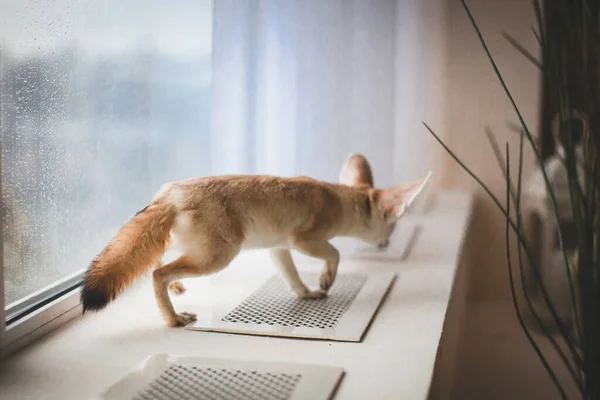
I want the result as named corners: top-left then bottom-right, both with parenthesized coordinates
top-left (81, 154), bottom-right (431, 327)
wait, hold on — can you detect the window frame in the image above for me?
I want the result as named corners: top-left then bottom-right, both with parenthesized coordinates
top-left (0, 287), bottom-right (82, 359)
top-left (0, 143), bottom-right (83, 358)
top-left (0, 143), bottom-right (5, 345)
top-left (5, 269), bottom-right (84, 325)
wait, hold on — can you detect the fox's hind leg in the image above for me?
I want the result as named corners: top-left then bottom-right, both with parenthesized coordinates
top-left (168, 281), bottom-right (186, 295)
top-left (153, 244), bottom-right (239, 327)
top-left (153, 262), bottom-right (186, 295)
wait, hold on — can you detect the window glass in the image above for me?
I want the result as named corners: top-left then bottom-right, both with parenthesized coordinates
top-left (0, 0), bottom-right (213, 307)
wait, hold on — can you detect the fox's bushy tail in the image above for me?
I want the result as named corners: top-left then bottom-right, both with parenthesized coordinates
top-left (81, 200), bottom-right (176, 312)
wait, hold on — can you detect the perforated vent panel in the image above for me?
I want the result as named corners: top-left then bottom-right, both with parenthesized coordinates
top-left (186, 272), bottom-right (396, 342)
top-left (97, 355), bottom-right (345, 400)
top-left (133, 364), bottom-right (301, 400)
top-left (222, 274), bottom-right (366, 329)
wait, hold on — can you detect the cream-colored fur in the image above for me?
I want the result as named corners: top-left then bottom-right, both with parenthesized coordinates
top-left (81, 154), bottom-right (431, 327)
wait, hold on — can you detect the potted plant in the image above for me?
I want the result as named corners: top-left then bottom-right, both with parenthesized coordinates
top-left (426, 1), bottom-right (600, 398)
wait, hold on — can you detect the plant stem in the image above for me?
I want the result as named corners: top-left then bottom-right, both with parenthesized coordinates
top-left (460, 0), bottom-right (582, 362)
top-left (424, 121), bottom-right (585, 373)
top-left (505, 144), bottom-right (569, 399)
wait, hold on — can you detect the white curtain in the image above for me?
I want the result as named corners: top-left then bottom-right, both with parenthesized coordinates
top-left (210, 0), bottom-right (429, 189)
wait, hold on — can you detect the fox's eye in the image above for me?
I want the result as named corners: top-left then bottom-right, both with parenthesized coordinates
top-left (364, 197), bottom-right (371, 218)
top-left (383, 210), bottom-right (389, 220)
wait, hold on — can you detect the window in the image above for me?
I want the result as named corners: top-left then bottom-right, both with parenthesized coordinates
top-left (1, 0), bottom-right (429, 351)
top-left (1, 0), bottom-right (213, 344)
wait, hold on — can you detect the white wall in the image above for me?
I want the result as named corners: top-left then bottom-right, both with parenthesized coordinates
top-left (440, 0), bottom-right (541, 301)
top-left (426, 0), bottom-right (544, 395)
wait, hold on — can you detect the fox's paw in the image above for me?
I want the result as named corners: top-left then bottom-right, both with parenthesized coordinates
top-left (168, 281), bottom-right (186, 295)
top-left (296, 288), bottom-right (327, 300)
top-left (319, 268), bottom-right (336, 291)
top-left (167, 312), bottom-right (197, 327)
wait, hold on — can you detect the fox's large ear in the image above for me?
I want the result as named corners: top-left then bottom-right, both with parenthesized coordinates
top-left (378, 171), bottom-right (432, 220)
top-left (339, 153), bottom-right (374, 187)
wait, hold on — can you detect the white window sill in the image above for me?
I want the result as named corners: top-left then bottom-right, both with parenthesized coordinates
top-left (0, 190), bottom-right (473, 400)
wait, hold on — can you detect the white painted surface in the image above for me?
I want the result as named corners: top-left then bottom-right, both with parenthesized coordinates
top-left (186, 272), bottom-right (396, 342)
top-left (0, 191), bottom-right (472, 400)
top-left (96, 354), bottom-right (344, 400)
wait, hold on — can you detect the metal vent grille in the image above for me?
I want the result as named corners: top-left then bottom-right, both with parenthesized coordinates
top-left (97, 355), bottom-right (344, 400)
top-left (186, 272), bottom-right (396, 342)
top-left (133, 364), bottom-right (301, 400)
top-left (222, 274), bottom-right (366, 329)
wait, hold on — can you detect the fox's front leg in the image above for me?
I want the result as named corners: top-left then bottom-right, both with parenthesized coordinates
top-left (292, 240), bottom-right (340, 292)
top-left (269, 248), bottom-right (326, 299)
